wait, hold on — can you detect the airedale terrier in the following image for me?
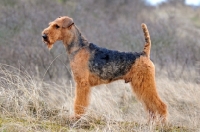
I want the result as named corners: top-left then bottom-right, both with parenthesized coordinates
top-left (42, 16), bottom-right (167, 123)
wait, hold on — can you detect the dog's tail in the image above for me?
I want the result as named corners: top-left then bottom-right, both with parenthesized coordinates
top-left (141, 23), bottom-right (151, 58)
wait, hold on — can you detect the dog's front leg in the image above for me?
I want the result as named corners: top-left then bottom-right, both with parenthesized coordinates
top-left (73, 81), bottom-right (91, 119)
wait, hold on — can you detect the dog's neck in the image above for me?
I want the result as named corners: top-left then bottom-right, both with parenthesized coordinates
top-left (63, 26), bottom-right (89, 59)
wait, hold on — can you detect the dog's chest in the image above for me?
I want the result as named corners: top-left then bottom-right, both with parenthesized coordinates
top-left (88, 43), bottom-right (142, 80)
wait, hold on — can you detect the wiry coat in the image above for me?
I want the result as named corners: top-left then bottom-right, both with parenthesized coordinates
top-left (88, 43), bottom-right (145, 81)
top-left (42, 16), bottom-right (167, 124)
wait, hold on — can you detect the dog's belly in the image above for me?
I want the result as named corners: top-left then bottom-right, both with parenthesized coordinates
top-left (88, 43), bottom-right (143, 80)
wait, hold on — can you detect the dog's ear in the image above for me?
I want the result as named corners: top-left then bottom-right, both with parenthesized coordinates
top-left (48, 22), bottom-right (53, 25)
top-left (62, 17), bottom-right (74, 28)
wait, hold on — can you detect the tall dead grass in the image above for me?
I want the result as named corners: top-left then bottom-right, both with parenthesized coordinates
top-left (0, 64), bottom-right (199, 131)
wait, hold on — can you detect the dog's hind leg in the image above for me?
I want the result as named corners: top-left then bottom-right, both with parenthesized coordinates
top-left (128, 58), bottom-right (167, 123)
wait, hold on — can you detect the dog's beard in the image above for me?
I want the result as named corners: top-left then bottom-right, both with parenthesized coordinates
top-left (47, 44), bottom-right (53, 50)
top-left (43, 39), bottom-right (53, 50)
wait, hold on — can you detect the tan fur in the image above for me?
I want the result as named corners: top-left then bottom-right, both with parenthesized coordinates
top-left (141, 23), bottom-right (151, 58)
top-left (124, 56), bottom-right (167, 123)
top-left (42, 16), bottom-right (167, 124)
top-left (70, 49), bottom-right (91, 116)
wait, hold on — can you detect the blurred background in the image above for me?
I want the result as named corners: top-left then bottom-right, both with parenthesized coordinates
top-left (0, 0), bottom-right (199, 83)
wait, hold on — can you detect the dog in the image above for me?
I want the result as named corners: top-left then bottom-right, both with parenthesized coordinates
top-left (42, 16), bottom-right (167, 123)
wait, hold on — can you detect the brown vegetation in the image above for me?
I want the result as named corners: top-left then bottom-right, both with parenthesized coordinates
top-left (0, 0), bottom-right (199, 81)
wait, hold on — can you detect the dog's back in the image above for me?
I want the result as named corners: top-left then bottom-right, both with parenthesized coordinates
top-left (88, 43), bottom-right (145, 81)
top-left (87, 24), bottom-right (151, 81)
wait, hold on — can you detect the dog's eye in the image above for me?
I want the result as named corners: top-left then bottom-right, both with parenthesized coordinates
top-left (55, 24), bottom-right (60, 29)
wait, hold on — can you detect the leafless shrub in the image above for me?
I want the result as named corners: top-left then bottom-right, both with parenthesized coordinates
top-left (0, 0), bottom-right (199, 82)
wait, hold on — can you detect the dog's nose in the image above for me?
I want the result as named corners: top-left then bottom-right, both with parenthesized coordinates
top-left (42, 34), bottom-right (48, 39)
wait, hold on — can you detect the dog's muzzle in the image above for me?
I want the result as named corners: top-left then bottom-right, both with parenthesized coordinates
top-left (42, 34), bottom-right (50, 45)
top-left (42, 34), bottom-right (48, 40)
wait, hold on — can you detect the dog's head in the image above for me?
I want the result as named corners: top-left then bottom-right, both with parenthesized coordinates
top-left (42, 16), bottom-right (74, 49)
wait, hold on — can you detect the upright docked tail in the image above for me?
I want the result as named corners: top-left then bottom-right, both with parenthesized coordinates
top-left (141, 23), bottom-right (151, 58)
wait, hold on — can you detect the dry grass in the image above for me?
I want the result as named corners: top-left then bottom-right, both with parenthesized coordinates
top-left (0, 64), bottom-right (199, 132)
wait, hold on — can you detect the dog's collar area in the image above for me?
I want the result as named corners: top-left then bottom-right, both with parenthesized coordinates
top-left (68, 45), bottom-right (88, 60)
